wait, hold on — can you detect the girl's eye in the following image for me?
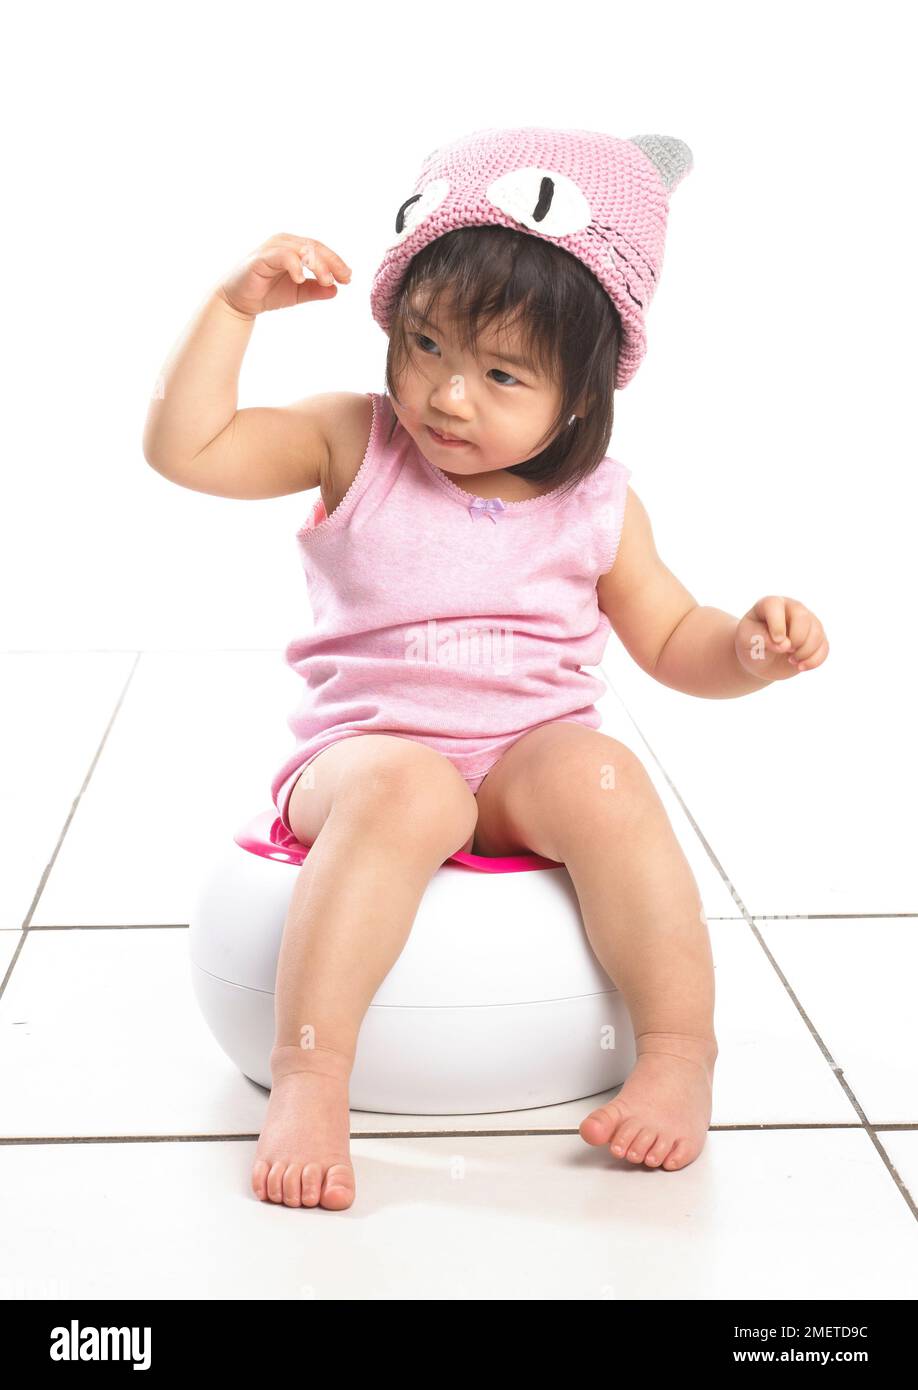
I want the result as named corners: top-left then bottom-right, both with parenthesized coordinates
top-left (410, 335), bottom-right (520, 387)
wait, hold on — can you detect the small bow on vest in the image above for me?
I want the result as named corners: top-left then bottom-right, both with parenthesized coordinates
top-left (467, 497), bottom-right (507, 523)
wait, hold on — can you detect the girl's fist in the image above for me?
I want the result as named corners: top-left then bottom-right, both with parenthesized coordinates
top-left (217, 234), bottom-right (352, 317)
top-left (735, 596), bottom-right (830, 680)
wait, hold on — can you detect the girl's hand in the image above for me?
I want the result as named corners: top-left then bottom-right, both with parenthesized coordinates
top-left (735, 596), bottom-right (830, 681)
top-left (216, 234), bottom-right (352, 318)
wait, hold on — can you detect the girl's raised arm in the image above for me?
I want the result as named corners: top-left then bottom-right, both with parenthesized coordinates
top-left (142, 234), bottom-right (351, 498)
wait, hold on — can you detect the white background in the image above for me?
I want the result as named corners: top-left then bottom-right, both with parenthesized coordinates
top-left (2, 0), bottom-right (914, 663)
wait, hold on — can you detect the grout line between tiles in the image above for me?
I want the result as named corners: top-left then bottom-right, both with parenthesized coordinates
top-left (0, 652), bottom-right (144, 1001)
top-left (23, 923), bottom-right (189, 931)
top-left (2, 1121), bottom-right (912, 1145)
top-left (601, 670), bottom-right (918, 1222)
top-left (741, 912), bottom-right (918, 919)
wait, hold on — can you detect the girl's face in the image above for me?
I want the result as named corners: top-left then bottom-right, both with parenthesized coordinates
top-left (389, 293), bottom-right (569, 480)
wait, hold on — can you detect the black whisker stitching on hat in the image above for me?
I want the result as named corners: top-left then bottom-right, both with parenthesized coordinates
top-left (591, 221), bottom-right (658, 283)
top-left (587, 224), bottom-right (649, 292)
top-left (587, 226), bottom-right (645, 309)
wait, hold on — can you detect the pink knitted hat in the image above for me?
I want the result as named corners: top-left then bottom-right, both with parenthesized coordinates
top-left (370, 127), bottom-right (693, 390)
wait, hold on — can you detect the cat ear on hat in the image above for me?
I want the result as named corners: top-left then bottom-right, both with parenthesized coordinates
top-left (628, 135), bottom-right (694, 191)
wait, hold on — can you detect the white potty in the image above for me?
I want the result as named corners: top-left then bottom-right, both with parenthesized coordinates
top-left (189, 811), bottom-right (635, 1114)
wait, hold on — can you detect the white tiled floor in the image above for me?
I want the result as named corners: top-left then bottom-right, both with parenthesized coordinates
top-left (1, 650), bottom-right (916, 1299)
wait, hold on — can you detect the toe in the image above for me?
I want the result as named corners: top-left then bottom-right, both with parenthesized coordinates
top-left (644, 1135), bottom-right (671, 1167)
top-left (662, 1140), bottom-right (691, 1170)
top-left (301, 1162), bottom-right (324, 1207)
top-left (282, 1164), bottom-right (303, 1207)
top-left (266, 1161), bottom-right (286, 1203)
top-left (580, 1100), bottom-right (623, 1146)
top-left (321, 1163), bottom-right (355, 1210)
top-left (609, 1118), bottom-right (642, 1159)
top-left (251, 1160), bottom-right (269, 1200)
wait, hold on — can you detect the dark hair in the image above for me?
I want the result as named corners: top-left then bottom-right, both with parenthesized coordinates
top-left (381, 225), bottom-right (622, 500)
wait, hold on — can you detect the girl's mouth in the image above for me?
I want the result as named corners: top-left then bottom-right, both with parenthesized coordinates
top-left (427, 425), bottom-right (473, 449)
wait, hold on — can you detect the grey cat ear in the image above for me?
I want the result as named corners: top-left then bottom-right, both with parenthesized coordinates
top-left (628, 135), bottom-right (694, 191)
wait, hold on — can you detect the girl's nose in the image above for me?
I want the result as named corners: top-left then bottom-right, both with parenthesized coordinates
top-left (431, 378), bottom-right (472, 413)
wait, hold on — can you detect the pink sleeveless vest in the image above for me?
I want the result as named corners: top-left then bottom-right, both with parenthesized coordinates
top-left (270, 391), bottom-right (631, 827)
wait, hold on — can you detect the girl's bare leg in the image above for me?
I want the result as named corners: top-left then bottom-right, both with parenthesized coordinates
top-left (252, 745), bottom-right (478, 1210)
top-left (473, 723), bottom-right (718, 1172)
top-left (560, 795), bottom-right (717, 1173)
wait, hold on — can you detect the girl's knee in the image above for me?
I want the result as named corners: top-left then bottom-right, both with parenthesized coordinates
top-left (335, 743), bottom-right (478, 846)
top-left (537, 735), bottom-right (661, 851)
top-left (535, 732), bottom-right (646, 804)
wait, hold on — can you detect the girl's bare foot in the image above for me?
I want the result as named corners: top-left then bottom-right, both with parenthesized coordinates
top-left (251, 1045), bottom-right (355, 1209)
top-left (579, 1031), bottom-right (718, 1171)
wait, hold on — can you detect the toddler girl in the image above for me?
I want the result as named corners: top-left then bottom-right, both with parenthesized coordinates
top-left (144, 127), bottom-right (829, 1213)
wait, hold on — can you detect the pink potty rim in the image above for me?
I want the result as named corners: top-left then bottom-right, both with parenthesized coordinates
top-left (235, 811), bottom-right (563, 874)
